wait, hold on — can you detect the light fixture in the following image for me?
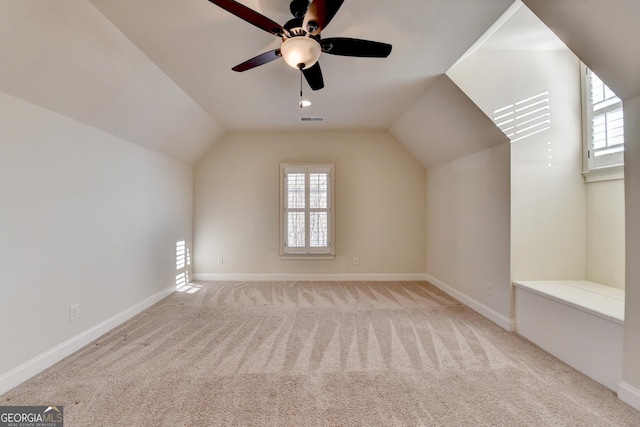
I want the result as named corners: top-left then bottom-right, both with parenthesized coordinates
top-left (299, 100), bottom-right (312, 108)
top-left (280, 37), bottom-right (321, 70)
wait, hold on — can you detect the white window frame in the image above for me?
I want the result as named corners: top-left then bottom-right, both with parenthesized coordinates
top-left (280, 163), bottom-right (335, 259)
top-left (581, 63), bottom-right (624, 182)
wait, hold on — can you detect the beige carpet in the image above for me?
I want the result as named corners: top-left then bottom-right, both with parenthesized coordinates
top-left (2, 281), bottom-right (639, 426)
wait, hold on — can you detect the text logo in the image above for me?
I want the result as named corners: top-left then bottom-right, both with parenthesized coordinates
top-left (0, 406), bottom-right (63, 427)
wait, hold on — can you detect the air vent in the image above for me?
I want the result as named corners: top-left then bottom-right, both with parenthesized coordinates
top-left (300, 117), bottom-right (325, 122)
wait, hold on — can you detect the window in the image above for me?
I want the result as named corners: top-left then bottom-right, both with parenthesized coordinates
top-left (582, 65), bottom-right (624, 178)
top-left (280, 163), bottom-right (335, 258)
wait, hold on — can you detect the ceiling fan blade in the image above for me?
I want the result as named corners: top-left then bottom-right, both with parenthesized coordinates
top-left (232, 49), bottom-right (281, 72)
top-left (321, 38), bottom-right (392, 57)
top-left (208, 0), bottom-right (286, 37)
top-left (302, 62), bottom-right (325, 91)
top-left (303, 0), bottom-right (345, 36)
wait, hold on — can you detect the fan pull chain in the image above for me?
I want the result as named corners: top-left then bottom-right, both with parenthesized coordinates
top-left (299, 69), bottom-right (304, 108)
top-left (298, 66), bottom-right (311, 108)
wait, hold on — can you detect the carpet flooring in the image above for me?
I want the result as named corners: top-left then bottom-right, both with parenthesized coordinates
top-left (2, 281), bottom-right (639, 426)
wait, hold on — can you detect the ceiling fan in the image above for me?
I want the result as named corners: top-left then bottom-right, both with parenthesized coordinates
top-left (208, 0), bottom-right (392, 90)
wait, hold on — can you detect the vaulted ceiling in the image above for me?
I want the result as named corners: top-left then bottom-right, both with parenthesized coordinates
top-left (86, 0), bottom-right (512, 132)
top-left (1, 0), bottom-right (638, 166)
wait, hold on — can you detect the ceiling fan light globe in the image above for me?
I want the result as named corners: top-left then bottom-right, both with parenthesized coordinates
top-left (281, 37), bottom-right (321, 70)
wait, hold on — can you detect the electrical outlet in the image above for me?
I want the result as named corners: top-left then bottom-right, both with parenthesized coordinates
top-left (485, 283), bottom-right (493, 296)
top-left (353, 257), bottom-right (360, 265)
top-left (217, 257), bottom-right (223, 265)
top-left (69, 304), bottom-right (79, 321)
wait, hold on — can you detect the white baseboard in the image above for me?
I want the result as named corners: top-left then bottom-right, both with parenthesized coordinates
top-left (618, 381), bottom-right (640, 412)
top-left (193, 273), bottom-right (429, 282)
top-left (0, 286), bottom-right (175, 396)
top-left (425, 274), bottom-right (515, 331)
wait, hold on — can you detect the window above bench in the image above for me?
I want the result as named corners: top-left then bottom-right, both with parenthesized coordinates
top-left (581, 64), bottom-right (625, 182)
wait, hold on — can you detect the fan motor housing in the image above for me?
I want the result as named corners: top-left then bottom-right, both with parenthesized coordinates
top-left (283, 18), bottom-right (320, 40)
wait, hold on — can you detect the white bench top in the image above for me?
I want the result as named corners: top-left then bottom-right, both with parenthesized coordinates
top-left (513, 280), bottom-right (625, 324)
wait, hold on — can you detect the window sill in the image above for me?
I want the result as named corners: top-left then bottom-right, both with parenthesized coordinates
top-left (280, 253), bottom-right (336, 260)
top-left (582, 165), bottom-right (624, 183)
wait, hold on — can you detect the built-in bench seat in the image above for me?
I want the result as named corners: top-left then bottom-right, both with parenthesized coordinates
top-left (512, 280), bottom-right (624, 392)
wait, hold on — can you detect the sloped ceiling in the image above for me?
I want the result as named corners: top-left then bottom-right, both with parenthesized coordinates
top-left (0, 0), bottom-right (514, 167)
top-left (390, 75), bottom-right (509, 169)
top-left (477, 1), bottom-right (568, 52)
top-left (523, 0), bottom-right (640, 100)
top-left (2, 1), bottom-right (639, 168)
top-left (87, 0), bottom-right (513, 133)
top-left (0, 0), bottom-right (223, 164)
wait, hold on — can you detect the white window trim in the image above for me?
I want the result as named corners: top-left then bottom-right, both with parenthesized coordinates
top-left (583, 165), bottom-right (624, 183)
top-left (280, 163), bottom-right (335, 259)
top-left (581, 63), bottom-right (625, 182)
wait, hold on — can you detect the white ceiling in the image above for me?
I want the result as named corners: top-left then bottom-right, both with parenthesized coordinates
top-left (523, 0), bottom-right (640, 100)
top-left (2, 1), bottom-right (637, 166)
top-left (0, 0), bottom-right (513, 165)
top-left (86, 0), bottom-right (513, 131)
top-left (0, 0), bottom-right (224, 163)
top-left (478, 2), bottom-right (568, 52)
top-left (391, 75), bottom-right (509, 169)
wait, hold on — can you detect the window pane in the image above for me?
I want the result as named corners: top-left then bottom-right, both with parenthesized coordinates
top-left (309, 212), bottom-right (327, 247)
top-left (589, 70), bottom-right (624, 158)
top-left (609, 134), bottom-right (625, 147)
top-left (608, 110), bottom-right (624, 131)
top-left (590, 72), bottom-right (622, 109)
top-left (608, 108), bottom-right (624, 120)
top-left (592, 114), bottom-right (607, 149)
top-left (287, 212), bottom-right (305, 247)
top-left (309, 173), bottom-right (327, 209)
top-left (287, 173), bottom-right (305, 209)
top-left (595, 146), bottom-right (624, 157)
top-left (592, 105), bottom-right (625, 155)
top-left (590, 76), bottom-right (605, 105)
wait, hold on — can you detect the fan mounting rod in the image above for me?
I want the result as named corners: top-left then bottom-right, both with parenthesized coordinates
top-left (290, 0), bottom-right (310, 18)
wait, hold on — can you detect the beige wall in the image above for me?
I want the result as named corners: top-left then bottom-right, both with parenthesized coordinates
top-left (0, 92), bottom-right (193, 381)
top-left (449, 50), bottom-right (587, 282)
top-left (193, 131), bottom-right (426, 277)
top-left (623, 94), bottom-right (640, 390)
top-left (426, 142), bottom-right (511, 321)
top-left (586, 179), bottom-right (625, 289)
